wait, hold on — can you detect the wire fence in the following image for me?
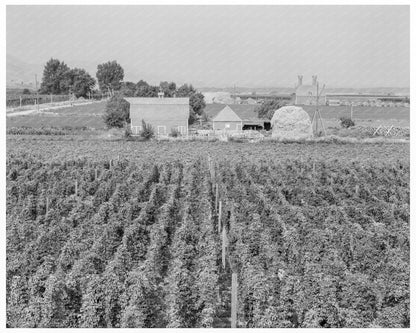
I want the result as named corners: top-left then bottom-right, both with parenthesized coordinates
top-left (6, 93), bottom-right (105, 109)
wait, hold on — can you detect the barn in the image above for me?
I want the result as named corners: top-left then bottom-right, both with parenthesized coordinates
top-left (125, 96), bottom-right (189, 136)
top-left (206, 104), bottom-right (270, 131)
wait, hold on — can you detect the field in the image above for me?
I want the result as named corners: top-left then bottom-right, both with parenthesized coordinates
top-left (6, 137), bottom-right (410, 328)
top-left (6, 102), bottom-right (107, 129)
top-left (6, 102), bottom-right (410, 130)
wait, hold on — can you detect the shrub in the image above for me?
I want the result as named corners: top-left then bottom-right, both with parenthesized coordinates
top-left (103, 94), bottom-right (130, 128)
top-left (139, 120), bottom-right (154, 140)
top-left (340, 117), bottom-right (355, 128)
top-left (124, 126), bottom-right (132, 138)
top-left (169, 128), bottom-right (181, 138)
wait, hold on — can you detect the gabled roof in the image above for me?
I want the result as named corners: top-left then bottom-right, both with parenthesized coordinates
top-left (125, 97), bottom-right (189, 105)
top-left (205, 104), bottom-right (264, 122)
top-left (212, 105), bottom-right (242, 122)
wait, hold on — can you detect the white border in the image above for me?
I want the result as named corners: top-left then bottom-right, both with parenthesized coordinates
top-left (1, 1), bottom-right (414, 332)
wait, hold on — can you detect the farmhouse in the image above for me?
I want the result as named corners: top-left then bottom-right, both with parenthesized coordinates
top-left (205, 104), bottom-right (270, 131)
top-left (125, 96), bottom-right (189, 136)
top-left (295, 75), bottom-right (326, 105)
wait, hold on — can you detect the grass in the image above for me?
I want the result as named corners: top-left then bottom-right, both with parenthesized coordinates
top-left (6, 102), bottom-right (107, 129)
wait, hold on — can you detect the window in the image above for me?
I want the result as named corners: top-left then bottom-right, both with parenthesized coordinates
top-left (177, 126), bottom-right (186, 134)
top-left (225, 124), bottom-right (231, 129)
top-left (157, 126), bottom-right (167, 135)
top-left (130, 124), bottom-right (142, 135)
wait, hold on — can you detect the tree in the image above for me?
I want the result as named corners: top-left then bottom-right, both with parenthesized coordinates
top-left (159, 81), bottom-right (177, 97)
top-left (135, 80), bottom-right (158, 97)
top-left (103, 94), bottom-right (130, 128)
top-left (22, 88), bottom-right (31, 95)
top-left (68, 68), bottom-right (95, 98)
top-left (39, 58), bottom-right (71, 94)
top-left (188, 92), bottom-right (206, 124)
top-left (96, 61), bottom-right (124, 96)
top-left (255, 99), bottom-right (287, 120)
top-left (176, 84), bottom-right (196, 97)
top-left (120, 82), bottom-right (137, 97)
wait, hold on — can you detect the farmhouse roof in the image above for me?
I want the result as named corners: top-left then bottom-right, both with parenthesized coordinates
top-left (205, 104), bottom-right (266, 122)
top-left (212, 105), bottom-right (242, 122)
top-left (125, 97), bottom-right (189, 105)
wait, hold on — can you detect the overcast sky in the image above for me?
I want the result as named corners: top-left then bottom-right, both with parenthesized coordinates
top-left (7, 5), bottom-right (410, 88)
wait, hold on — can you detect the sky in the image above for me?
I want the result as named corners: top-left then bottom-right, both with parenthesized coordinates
top-left (6, 5), bottom-right (410, 88)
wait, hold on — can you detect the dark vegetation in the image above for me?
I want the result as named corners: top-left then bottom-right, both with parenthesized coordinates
top-left (6, 141), bottom-right (409, 328)
top-left (340, 117), bottom-right (355, 128)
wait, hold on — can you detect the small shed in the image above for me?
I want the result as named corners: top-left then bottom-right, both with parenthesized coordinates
top-left (125, 97), bottom-right (189, 136)
top-left (212, 105), bottom-right (243, 131)
top-left (207, 104), bottom-right (270, 131)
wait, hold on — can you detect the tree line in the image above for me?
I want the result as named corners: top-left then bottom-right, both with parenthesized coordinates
top-left (39, 58), bottom-right (205, 126)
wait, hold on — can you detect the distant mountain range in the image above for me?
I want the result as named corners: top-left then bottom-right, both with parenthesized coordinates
top-left (6, 54), bottom-right (44, 88)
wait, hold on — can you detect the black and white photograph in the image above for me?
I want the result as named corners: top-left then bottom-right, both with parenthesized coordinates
top-left (3, 1), bottom-right (413, 329)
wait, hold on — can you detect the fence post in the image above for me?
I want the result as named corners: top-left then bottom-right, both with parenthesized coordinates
top-left (75, 180), bottom-right (78, 196)
top-left (46, 197), bottom-right (49, 212)
top-left (95, 168), bottom-right (98, 180)
top-left (231, 273), bottom-right (238, 328)
top-left (50, 93), bottom-right (53, 103)
top-left (19, 96), bottom-right (22, 108)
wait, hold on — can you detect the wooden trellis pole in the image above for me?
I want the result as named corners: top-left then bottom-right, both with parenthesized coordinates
top-left (75, 180), bottom-right (78, 196)
top-left (218, 201), bottom-right (222, 234)
top-left (215, 184), bottom-right (219, 212)
top-left (231, 273), bottom-right (238, 328)
top-left (222, 225), bottom-right (228, 268)
top-left (95, 168), bottom-right (98, 180)
top-left (46, 197), bottom-right (49, 212)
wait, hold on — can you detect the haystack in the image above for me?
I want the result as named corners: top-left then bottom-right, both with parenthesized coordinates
top-left (270, 106), bottom-right (313, 139)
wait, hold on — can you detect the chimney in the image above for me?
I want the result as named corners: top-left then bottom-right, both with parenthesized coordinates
top-left (312, 75), bottom-right (318, 86)
top-left (297, 75), bottom-right (303, 87)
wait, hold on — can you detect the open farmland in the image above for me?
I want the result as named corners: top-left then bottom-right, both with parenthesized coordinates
top-left (301, 105), bottom-right (409, 128)
top-left (6, 101), bottom-right (410, 131)
top-left (6, 137), bottom-right (409, 328)
top-left (6, 102), bottom-right (107, 129)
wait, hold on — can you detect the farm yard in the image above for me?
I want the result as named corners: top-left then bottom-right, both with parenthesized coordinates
top-left (6, 102), bottom-right (410, 131)
top-left (6, 136), bottom-right (410, 328)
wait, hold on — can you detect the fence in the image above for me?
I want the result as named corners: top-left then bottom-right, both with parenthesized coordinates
top-left (6, 93), bottom-right (105, 108)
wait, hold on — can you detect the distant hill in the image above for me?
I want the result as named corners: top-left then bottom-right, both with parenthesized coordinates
top-left (6, 54), bottom-right (44, 89)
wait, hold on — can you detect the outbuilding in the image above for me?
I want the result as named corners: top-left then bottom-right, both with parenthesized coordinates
top-left (207, 104), bottom-right (270, 131)
top-left (125, 96), bottom-right (189, 136)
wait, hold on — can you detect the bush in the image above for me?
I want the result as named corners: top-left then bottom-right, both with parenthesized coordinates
top-left (340, 117), bottom-right (355, 128)
top-left (103, 94), bottom-right (130, 128)
top-left (169, 128), bottom-right (181, 137)
top-left (139, 120), bottom-right (154, 140)
top-left (124, 126), bottom-right (132, 138)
